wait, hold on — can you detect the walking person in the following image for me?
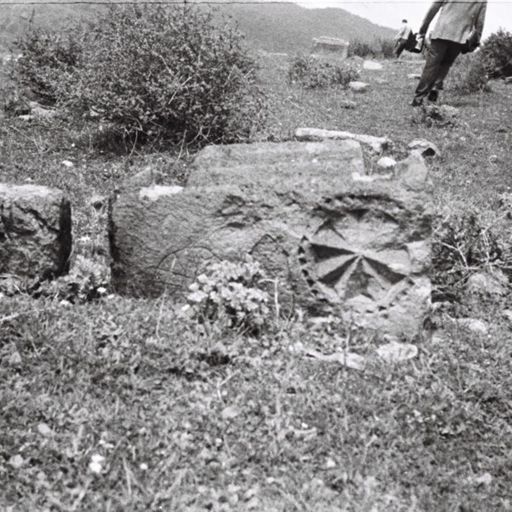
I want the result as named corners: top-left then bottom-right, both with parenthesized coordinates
top-left (394, 19), bottom-right (413, 58)
top-left (411, 0), bottom-right (487, 106)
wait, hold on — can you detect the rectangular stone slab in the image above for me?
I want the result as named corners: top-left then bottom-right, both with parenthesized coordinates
top-left (188, 140), bottom-right (365, 188)
top-left (0, 184), bottom-right (72, 282)
top-left (110, 175), bottom-right (432, 338)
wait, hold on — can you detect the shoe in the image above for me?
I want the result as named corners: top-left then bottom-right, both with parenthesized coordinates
top-left (411, 97), bottom-right (423, 107)
top-left (428, 89), bottom-right (439, 102)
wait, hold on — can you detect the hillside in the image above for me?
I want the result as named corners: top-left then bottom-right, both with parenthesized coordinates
top-left (0, 1), bottom-right (394, 55)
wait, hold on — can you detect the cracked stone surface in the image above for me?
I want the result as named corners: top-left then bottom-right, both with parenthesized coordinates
top-left (0, 184), bottom-right (72, 282)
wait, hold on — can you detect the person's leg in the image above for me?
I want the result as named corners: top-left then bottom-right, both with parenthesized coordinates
top-left (412, 39), bottom-right (449, 105)
top-left (427, 41), bottom-right (463, 102)
top-left (395, 39), bottom-right (407, 58)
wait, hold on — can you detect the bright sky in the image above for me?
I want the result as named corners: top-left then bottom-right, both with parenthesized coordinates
top-left (297, 0), bottom-right (512, 37)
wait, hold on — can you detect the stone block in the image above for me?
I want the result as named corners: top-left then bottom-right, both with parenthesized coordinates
top-left (188, 140), bottom-right (365, 187)
top-left (110, 141), bottom-right (432, 337)
top-left (0, 184), bottom-right (72, 282)
top-left (312, 36), bottom-right (349, 60)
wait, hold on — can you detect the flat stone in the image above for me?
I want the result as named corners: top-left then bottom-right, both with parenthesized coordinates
top-left (363, 60), bottom-right (383, 71)
top-left (188, 140), bottom-right (366, 187)
top-left (408, 73), bottom-right (421, 79)
top-left (295, 127), bottom-right (391, 154)
top-left (0, 184), bottom-right (72, 283)
top-left (348, 81), bottom-right (370, 93)
top-left (312, 36), bottom-right (349, 60)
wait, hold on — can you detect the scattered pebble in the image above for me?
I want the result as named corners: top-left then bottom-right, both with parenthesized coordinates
top-left (37, 423), bottom-right (52, 437)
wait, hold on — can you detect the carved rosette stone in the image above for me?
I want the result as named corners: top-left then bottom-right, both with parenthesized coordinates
top-left (299, 199), bottom-right (431, 337)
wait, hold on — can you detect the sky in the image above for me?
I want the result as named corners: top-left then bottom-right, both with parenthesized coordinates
top-left (297, 0), bottom-right (512, 37)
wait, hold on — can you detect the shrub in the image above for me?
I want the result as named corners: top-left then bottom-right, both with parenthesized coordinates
top-left (378, 38), bottom-right (396, 59)
top-left (480, 29), bottom-right (512, 78)
top-left (432, 200), bottom-right (512, 304)
top-left (180, 256), bottom-right (270, 334)
top-left (288, 54), bottom-right (359, 89)
top-left (10, 25), bottom-right (85, 105)
top-left (61, 5), bottom-right (265, 145)
top-left (348, 37), bottom-right (395, 59)
top-left (448, 51), bottom-right (490, 94)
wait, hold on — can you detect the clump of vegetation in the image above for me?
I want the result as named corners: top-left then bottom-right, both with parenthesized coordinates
top-left (448, 51), bottom-right (490, 95)
top-left (8, 5), bottom-right (265, 146)
top-left (10, 26), bottom-right (85, 105)
top-left (480, 29), bottom-right (512, 78)
top-left (180, 256), bottom-right (270, 334)
top-left (432, 199), bottom-right (512, 304)
top-left (288, 54), bottom-right (359, 89)
top-left (348, 37), bottom-right (395, 59)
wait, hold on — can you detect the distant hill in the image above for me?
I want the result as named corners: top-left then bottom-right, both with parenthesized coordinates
top-left (0, 1), bottom-right (394, 55)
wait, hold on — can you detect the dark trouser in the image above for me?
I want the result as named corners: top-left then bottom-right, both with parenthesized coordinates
top-left (395, 38), bottom-right (408, 58)
top-left (414, 38), bottom-right (464, 101)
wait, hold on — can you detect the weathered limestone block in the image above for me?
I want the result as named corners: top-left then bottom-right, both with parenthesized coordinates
top-left (111, 141), bottom-right (432, 337)
top-left (0, 184), bottom-right (72, 281)
top-left (312, 36), bottom-right (349, 60)
top-left (188, 140), bottom-right (365, 187)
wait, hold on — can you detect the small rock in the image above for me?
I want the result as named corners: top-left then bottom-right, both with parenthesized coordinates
top-left (455, 318), bottom-right (489, 336)
top-left (221, 405), bottom-right (240, 420)
top-left (120, 166), bottom-right (165, 191)
top-left (61, 160), bottom-right (74, 168)
top-left (325, 457), bottom-right (337, 469)
top-left (37, 423), bottom-right (52, 437)
top-left (465, 270), bottom-right (508, 298)
top-left (489, 154), bottom-right (499, 164)
top-left (467, 472), bottom-right (493, 486)
top-left (18, 114), bottom-right (34, 121)
top-left (9, 454), bottom-right (25, 469)
top-left (504, 76), bottom-right (512, 84)
top-left (8, 350), bottom-right (22, 366)
top-left (408, 73), bottom-right (421, 79)
top-left (363, 60), bottom-right (383, 71)
top-left (376, 156), bottom-right (397, 171)
top-left (408, 139), bottom-right (441, 158)
top-left (395, 152), bottom-right (432, 191)
top-left (375, 342), bottom-right (418, 363)
top-left (348, 81), bottom-right (370, 93)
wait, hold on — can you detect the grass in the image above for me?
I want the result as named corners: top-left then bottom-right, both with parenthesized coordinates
top-left (1, 52), bottom-right (512, 511)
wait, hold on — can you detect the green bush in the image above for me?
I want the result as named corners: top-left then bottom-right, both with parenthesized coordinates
top-left (288, 54), bottom-right (359, 89)
top-left (10, 5), bottom-right (265, 146)
top-left (432, 200), bottom-right (512, 303)
top-left (64, 5), bottom-right (265, 144)
top-left (348, 37), bottom-right (395, 59)
top-left (10, 26), bottom-right (85, 105)
top-left (448, 51), bottom-right (490, 95)
top-left (480, 29), bottom-right (512, 78)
